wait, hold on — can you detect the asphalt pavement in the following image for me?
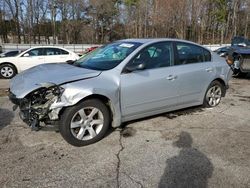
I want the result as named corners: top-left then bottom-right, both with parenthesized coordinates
top-left (0, 77), bottom-right (250, 187)
top-left (0, 79), bottom-right (9, 89)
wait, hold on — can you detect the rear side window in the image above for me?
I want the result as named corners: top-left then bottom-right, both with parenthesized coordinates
top-left (176, 42), bottom-right (211, 65)
top-left (45, 48), bottom-right (62, 55)
top-left (61, 49), bottom-right (69, 55)
top-left (203, 49), bottom-right (211, 62)
top-left (44, 48), bottom-right (69, 55)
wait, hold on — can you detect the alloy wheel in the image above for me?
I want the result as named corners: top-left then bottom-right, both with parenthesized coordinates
top-left (70, 107), bottom-right (104, 141)
top-left (1, 66), bottom-right (14, 78)
top-left (206, 85), bottom-right (222, 107)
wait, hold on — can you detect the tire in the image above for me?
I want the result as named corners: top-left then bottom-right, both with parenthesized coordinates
top-left (203, 81), bottom-right (223, 108)
top-left (59, 99), bottom-right (110, 146)
top-left (0, 64), bottom-right (17, 79)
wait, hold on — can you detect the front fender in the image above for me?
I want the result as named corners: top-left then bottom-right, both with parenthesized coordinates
top-left (49, 80), bottom-right (122, 128)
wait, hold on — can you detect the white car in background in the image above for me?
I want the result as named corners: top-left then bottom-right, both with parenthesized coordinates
top-left (0, 46), bottom-right (79, 79)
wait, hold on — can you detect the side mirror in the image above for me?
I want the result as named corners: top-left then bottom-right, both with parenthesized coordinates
top-left (23, 53), bottom-right (29, 57)
top-left (137, 63), bottom-right (146, 70)
top-left (125, 62), bottom-right (146, 72)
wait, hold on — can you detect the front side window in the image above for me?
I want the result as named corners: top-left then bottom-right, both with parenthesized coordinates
top-left (125, 42), bottom-right (173, 70)
top-left (176, 42), bottom-right (211, 65)
top-left (74, 42), bottom-right (142, 70)
top-left (25, 48), bottom-right (45, 56)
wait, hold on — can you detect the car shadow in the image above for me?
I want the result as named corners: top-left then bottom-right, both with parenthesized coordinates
top-left (162, 106), bottom-right (204, 119)
top-left (122, 105), bottom-right (204, 126)
top-left (233, 73), bottom-right (250, 80)
top-left (158, 131), bottom-right (214, 188)
top-left (117, 106), bottom-right (204, 140)
top-left (0, 108), bottom-right (14, 130)
top-left (244, 73), bottom-right (250, 79)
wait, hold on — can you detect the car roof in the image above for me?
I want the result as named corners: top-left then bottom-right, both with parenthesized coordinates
top-left (20, 46), bottom-right (72, 53)
top-left (28, 46), bottom-right (67, 49)
top-left (118, 38), bottom-right (200, 45)
top-left (116, 38), bottom-right (210, 51)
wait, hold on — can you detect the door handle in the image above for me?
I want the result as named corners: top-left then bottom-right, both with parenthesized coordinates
top-left (166, 75), bottom-right (177, 80)
top-left (205, 67), bottom-right (213, 72)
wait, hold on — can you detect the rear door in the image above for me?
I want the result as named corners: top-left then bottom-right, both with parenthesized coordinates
top-left (173, 42), bottom-right (215, 104)
top-left (44, 48), bottom-right (71, 63)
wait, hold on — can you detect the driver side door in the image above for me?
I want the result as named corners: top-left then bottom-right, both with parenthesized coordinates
top-left (120, 42), bottom-right (179, 120)
top-left (19, 48), bottom-right (45, 71)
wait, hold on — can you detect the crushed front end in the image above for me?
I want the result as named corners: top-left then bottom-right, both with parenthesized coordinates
top-left (9, 84), bottom-right (64, 130)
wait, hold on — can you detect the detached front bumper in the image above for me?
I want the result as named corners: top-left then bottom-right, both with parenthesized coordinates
top-left (9, 91), bottom-right (41, 130)
top-left (8, 83), bottom-right (64, 131)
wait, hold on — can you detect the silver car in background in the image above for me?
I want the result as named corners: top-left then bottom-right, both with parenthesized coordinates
top-left (9, 39), bottom-right (231, 146)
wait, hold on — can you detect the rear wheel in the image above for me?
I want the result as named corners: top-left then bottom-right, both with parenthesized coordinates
top-left (203, 81), bottom-right (223, 107)
top-left (0, 64), bottom-right (17, 79)
top-left (59, 99), bottom-right (110, 146)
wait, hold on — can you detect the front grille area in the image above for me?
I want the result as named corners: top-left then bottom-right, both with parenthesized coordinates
top-left (241, 55), bottom-right (250, 71)
top-left (8, 91), bottom-right (21, 105)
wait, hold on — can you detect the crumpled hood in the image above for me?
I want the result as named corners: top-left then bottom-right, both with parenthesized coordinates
top-left (10, 63), bottom-right (101, 98)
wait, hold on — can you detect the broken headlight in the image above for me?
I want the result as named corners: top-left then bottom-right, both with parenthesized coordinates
top-left (18, 84), bottom-right (64, 130)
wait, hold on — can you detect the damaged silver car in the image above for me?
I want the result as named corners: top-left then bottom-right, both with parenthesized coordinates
top-left (9, 39), bottom-right (231, 146)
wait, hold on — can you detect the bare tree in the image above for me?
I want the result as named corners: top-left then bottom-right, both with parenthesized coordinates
top-left (0, 0), bottom-right (249, 44)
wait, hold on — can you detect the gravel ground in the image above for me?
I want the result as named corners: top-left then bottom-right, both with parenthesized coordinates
top-left (0, 76), bottom-right (250, 188)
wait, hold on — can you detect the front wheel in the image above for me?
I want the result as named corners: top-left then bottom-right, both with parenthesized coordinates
top-left (203, 81), bottom-right (223, 107)
top-left (59, 99), bottom-right (110, 146)
top-left (0, 64), bottom-right (17, 79)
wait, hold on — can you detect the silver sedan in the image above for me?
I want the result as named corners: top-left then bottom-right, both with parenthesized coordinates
top-left (9, 39), bottom-right (232, 146)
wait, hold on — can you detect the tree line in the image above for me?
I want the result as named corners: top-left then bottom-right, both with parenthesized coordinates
top-left (0, 0), bottom-right (249, 45)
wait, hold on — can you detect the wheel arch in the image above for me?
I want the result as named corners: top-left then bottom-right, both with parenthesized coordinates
top-left (0, 62), bottom-right (18, 73)
top-left (83, 94), bottom-right (111, 109)
top-left (211, 78), bottom-right (226, 97)
top-left (59, 93), bottom-right (120, 127)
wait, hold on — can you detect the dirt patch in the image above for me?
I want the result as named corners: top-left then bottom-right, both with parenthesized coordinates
top-left (0, 89), bottom-right (8, 97)
top-left (0, 108), bottom-right (14, 130)
top-left (164, 107), bottom-right (204, 119)
top-left (120, 127), bottom-right (137, 138)
top-left (161, 131), bottom-right (179, 141)
top-left (233, 95), bottom-right (250, 102)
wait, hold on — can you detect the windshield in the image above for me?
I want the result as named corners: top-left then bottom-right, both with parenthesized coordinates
top-left (74, 42), bottom-right (142, 70)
